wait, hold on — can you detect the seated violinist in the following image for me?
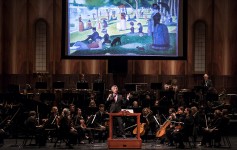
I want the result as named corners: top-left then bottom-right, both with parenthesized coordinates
top-left (24, 111), bottom-right (46, 146)
top-left (201, 109), bottom-right (223, 147)
top-left (43, 106), bottom-right (59, 129)
top-left (43, 106), bottom-right (59, 142)
top-left (54, 108), bottom-right (76, 148)
top-left (73, 108), bottom-right (94, 144)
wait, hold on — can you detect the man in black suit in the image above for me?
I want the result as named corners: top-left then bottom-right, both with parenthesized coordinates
top-left (93, 104), bottom-right (109, 142)
top-left (202, 74), bottom-right (213, 94)
top-left (202, 73), bottom-right (218, 103)
top-left (106, 85), bottom-right (129, 138)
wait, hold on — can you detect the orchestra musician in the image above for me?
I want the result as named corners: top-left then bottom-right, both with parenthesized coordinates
top-left (43, 106), bottom-right (59, 129)
top-left (139, 107), bottom-right (157, 142)
top-left (69, 104), bottom-right (76, 121)
top-left (191, 106), bottom-right (199, 147)
top-left (73, 108), bottom-right (94, 144)
top-left (94, 73), bottom-right (103, 83)
top-left (202, 74), bottom-right (213, 94)
top-left (163, 79), bottom-right (178, 108)
top-left (93, 104), bottom-right (109, 143)
top-left (24, 111), bottom-right (47, 146)
top-left (173, 107), bottom-right (194, 149)
top-left (201, 109), bottom-right (222, 147)
top-left (54, 108), bottom-right (76, 148)
top-left (42, 106), bottom-right (59, 142)
top-left (164, 79), bottom-right (178, 92)
top-left (106, 85), bottom-right (130, 139)
top-left (78, 74), bottom-right (88, 83)
top-left (0, 114), bottom-right (9, 147)
top-left (165, 107), bottom-right (185, 147)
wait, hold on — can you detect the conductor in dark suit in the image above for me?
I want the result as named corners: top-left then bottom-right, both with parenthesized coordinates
top-left (106, 85), bottom-right (130, 138)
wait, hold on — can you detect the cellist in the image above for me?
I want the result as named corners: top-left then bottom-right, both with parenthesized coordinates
top-left (139, 107), bottom-right (157, 143)
top-left (165, 106), bottom-right (186, 147)
top-left (163, 107), bottom-right (185, 146)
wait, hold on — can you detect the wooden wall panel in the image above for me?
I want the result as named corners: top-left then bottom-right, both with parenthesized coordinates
top-left (0, 0), bottom-right (2, 74)
top-left (2, 0), bottom-right (28, 74)
top-left (186, 0), bottom-right (214, 75)
top-left (213, 0), bottom-right (227, 75)
top-left (213, 0), bottom-right (237, 75)
top-left (0, 0), bottom-right (237, 92)
top-left (53, 0), bottom-right (82, 74)
top-left (81, 60), bottom-right (107, 74)
top-left (28, 0), bottom-right (54, 74)
top-left (133, 60), bottom-right (159, 75)
top-left (160, 60), bottom-right (185, 75)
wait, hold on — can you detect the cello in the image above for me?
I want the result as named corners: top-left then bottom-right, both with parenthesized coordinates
top-left (132, 123), bottom-right (146, 136)
top-left (155, 111), bottom-right (177, 138)
top-left (133, 107), bottom-right (151, 136)
top-left (155, 118), bottom-right (171, 138)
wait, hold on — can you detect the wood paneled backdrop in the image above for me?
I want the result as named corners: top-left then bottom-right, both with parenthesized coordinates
top-left (0, 0), bottom-right (237, 92)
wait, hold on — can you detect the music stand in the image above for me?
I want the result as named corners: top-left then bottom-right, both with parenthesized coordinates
top-left (77, 82), bottom-right (89, 89)
top-left (93, 83), bottom-right (105, 92)
top-left (150, 83), bottom-right (163, 90)
top-left (35, 82), bottom-right (47, 89)
top-left (124, 83), bottom-right (136, 92)
top-left (133, 107), bottom-right (142, 113)
top-left (53, 81), bottom-right (64, 89)
top-left (194, 86), bottom-right (203, 92)
top-left (7, 84), bottom-right (20, 93)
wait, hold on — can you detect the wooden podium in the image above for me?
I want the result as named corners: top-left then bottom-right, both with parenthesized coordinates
top-left (107, 111), bottom-right (142, 149)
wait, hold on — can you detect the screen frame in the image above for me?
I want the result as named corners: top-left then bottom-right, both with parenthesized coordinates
top-left (61, 0), bottom-right (188, 60)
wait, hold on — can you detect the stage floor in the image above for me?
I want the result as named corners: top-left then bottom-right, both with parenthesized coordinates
top-left (1, 136), bottom-right (236, 150)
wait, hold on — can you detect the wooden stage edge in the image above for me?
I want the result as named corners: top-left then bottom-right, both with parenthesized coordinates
top-left (107, 138), bottom-right (142, 149)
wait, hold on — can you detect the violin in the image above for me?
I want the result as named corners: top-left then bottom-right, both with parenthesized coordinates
top-left (80, 119), bottom-right (87, 129)
top-left (173, 123), bottom-right (183, 132)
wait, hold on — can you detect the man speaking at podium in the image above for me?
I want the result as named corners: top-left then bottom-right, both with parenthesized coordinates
top-left (106, 85), bottom-right (130, 139)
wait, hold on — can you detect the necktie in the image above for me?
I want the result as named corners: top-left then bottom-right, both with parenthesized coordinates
top-left (114, 94), bottom-right (117, 102)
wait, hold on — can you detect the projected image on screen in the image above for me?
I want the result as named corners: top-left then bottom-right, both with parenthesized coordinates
top-left (66, 0), bottom-right (183, 57)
